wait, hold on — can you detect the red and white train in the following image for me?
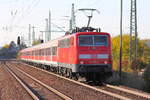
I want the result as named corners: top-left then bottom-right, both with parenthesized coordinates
top-left (19, 27), bottom-right (112, 82)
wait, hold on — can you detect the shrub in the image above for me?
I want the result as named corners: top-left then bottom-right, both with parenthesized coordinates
top-left (143, 63), bottom-right (150, 92)
top-left (131, 59), bottom-right (147, 71)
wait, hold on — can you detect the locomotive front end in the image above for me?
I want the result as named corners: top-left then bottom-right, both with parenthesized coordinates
top-left (76, 32), bottom-right (112, 81)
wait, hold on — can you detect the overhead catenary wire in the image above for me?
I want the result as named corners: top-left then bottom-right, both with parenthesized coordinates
top-left (15, 0), bottom-right (41, 25)
top-left (9, 0), bottom-right (20, 32)
top-left (51, 22), bottom-right (66, 32)
top-left (87, 0), bottom-right (103, 7)
top-left (8, 0), bottom-right (40, 32)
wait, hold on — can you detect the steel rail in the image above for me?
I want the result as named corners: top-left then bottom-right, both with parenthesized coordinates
top-left (21, 62), bottom-right (132, 100)
top-left (4, 64), bottom-right (40, 100)
top-left (106, 84), bottom-right (150, 99)
top-left (7, 63), bottom-right (72, 100)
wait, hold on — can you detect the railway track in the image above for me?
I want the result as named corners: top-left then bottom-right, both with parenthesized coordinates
top-left (0, 63), bottom-right (33, 100)
top-left (7, 61), bottom-right (150, 100)
top-left (4, 62), bottom-right (72, 100)
top-left (95, 84), bottom-right (150, 100)
top-left (105, 84), bottom-right (150, 99)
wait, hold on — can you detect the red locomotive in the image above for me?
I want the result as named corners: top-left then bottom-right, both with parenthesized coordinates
top-left (19, 27), bottom-right (112, 82)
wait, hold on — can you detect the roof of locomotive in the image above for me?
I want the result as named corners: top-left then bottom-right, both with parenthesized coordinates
top-left (76, 31), bottom-right (110, 35)
top-left (20, 31), bottom-right (110, 53)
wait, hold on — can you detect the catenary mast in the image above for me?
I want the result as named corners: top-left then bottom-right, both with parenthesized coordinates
top-left (130, 0), bottom-right (138, 62)
top-left (70, 3), bottom-right (76, 31)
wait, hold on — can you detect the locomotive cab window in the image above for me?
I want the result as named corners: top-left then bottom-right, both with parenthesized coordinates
top-left (78, 35), bottom-right (108, 46)
top-left (94, 35), bottom-right (108, 46)
top-left (78, 35), bottom-right (93, 46)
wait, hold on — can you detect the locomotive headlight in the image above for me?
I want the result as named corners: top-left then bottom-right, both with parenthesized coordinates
top-left (104, 61), bottom-right (108, 64)
top-left (80, 61), bottom-right (84, 64)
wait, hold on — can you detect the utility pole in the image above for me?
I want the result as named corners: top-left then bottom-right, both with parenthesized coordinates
top-left (32, 26), bottom-right (35, 44)
top-left (45, 18), bottom-right (49, 42)
top-left (130, 0), bottom-right (138, 62)
top-left (28, 24), bottom-right (31, 46)
top-left (48, 10), bottom-right (51, 41)
top-left (119, 0), bottom-right (123, 82)
top-left (70, 3), bottom-right (76, 31)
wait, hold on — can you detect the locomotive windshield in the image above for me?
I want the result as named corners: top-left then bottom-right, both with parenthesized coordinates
top-left (78, 35), bottom-right (108, 46)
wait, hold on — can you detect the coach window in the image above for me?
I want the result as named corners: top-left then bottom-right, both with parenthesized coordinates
top-left (28, 52), bottom-right (30, 56)
top-left (52, 47), bottom-right (57, 56)
top-left (41, 49), bottom-right (42, 56)
top-left (27, 51), bottom-right (29, 56)
top-left (46, 48), bottom-right (47, 56)
top-left (35, 51), bottom-right (36, 56)
top-left (44, 49), bottom-right (45, 56)
top-left (37, 50), bottom-right (40, 56)
top-left (46, 48), bottom-right (48, 56)
top-left (46, 48), bottom-right (51, 56)
top-left (49, 48), bottom-right (51, 56)
top-left (36, 50), bottom-right (38, 56)
top-left (38, 50), bottom-right (40, 56)
top-left (36, 50), bottom-right (39, 56)
top-left (41, 50), bottom-right (42, 56)
top-left (42, 49), bottom-right (44, 56)
top-left (40, 49), bottom-right (42, 56)
top-left (40, 50), bottom-right (42, 56)
top-left (45, 49), bottom-right (48, 56)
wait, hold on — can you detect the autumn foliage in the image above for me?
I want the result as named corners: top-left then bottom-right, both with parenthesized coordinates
top-left (112, 34), bottom-right (150, 72)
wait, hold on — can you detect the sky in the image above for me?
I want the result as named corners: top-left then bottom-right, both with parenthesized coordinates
top-left (0, 0), bottom-right (150, 46)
